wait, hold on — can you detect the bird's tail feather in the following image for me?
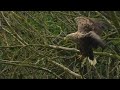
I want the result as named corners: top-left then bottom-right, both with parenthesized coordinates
top-left (88, 58), bottom-right (97, 66)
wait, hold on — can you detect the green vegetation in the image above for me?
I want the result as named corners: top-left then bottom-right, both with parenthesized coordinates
top-left (0, 11), bottom-right (120, 79)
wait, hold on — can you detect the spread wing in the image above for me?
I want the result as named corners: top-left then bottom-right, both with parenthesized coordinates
top-left (77, 31), bottom-right (105, 60)
top-left (74, 17), bottom-right (93, 32)
top-left (90, 18), bottom-right (106, 35)
top-left (75, 17), bottom-right (106, 35)
top-left (83, 31), bottom-right (105, 48)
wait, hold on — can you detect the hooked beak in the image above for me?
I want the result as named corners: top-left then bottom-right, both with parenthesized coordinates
top-left (64, 37), bottom-right (66, 40)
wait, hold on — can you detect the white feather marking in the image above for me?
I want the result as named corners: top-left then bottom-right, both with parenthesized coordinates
top-left (88, 58), bottom-right (97, 66)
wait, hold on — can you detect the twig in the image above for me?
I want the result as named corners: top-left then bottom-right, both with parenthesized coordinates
top-left (48, 60), bottom-right (83, 79)
top-left (95, 11), bottom-right (117, 29)
top-left (2, 27), bottom-right (26, 46)
top-left (0, 44), bottom-right (79, 52)
top-left (1, 11), bottom-right (28, 46)
top-left (103, 31), bottom-right (117, 39)
top-left (0, 60), bottom-right (61, 79)
top-left (0, 44), bottom-right (120, 60)
top-left (92, 66), bottom-right (101, 79)
top-left (94, 52), bottom-right (120, 60)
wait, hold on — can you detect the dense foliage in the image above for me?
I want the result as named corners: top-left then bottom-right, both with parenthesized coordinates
top-left (0, 11), bottom-right (120, 79)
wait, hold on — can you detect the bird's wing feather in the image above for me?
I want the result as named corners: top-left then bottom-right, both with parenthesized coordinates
top-left (85, 31), bottom-right (105, 48)
top-left (75, 17), bottom-right (93, 32)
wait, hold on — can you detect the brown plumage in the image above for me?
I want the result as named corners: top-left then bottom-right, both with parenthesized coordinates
top-left (64, 16), bottom-right (106, 65)
top-left (75, 17), bottom-right (105, 35)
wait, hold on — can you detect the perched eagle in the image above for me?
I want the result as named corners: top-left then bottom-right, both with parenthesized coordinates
top-left (64, 16), bottom-right (106, 66)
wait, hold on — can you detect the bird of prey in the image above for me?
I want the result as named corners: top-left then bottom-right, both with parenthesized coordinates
top-left (64, 16), bottom-right (106, 66)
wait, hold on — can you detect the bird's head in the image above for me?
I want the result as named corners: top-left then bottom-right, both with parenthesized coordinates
top-left (64, 32), bottom-right (81, 42)
top-left (64, 34), bottom-right (73, 41)
top-left (74, 16), bottom-right (88, 25)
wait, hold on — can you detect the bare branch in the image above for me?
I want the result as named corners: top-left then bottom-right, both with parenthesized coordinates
top-left (49, 60), bottom-right (83, 79)
top-left (0, 44), bottom-right (120, 60)
top-left (0, 60), bottom-right (61, 79)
